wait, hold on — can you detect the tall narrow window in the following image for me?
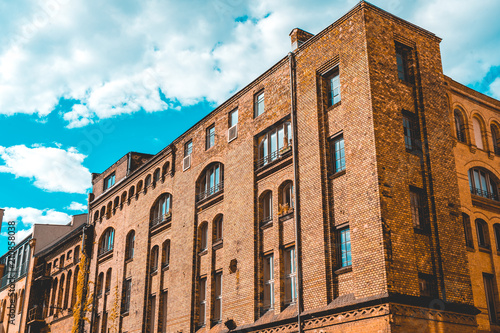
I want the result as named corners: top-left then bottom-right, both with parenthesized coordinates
top-left (327, 69), bottom-right (341, 106)
top-left (339, 227), bottom-right (351, 268)
top-left (494, 224), bottom-right (500, 252)
top-left (260, 191), bottom-right (272, 224)
top-left (151, 246), bottom-right (159, 273)
top-left (229, 109), bottom-right (238, 127)
top-left (200, 224), bottom-right (208, 252)
top-left (484, 273), bottom-right (498, 324)
top-left (263, 254), bottom-right (274, 312)
top-left (403, 112), bottom-right (420, 151)
top-left (104, 172), bottom-right (115, 190)
top-left (213, 272), bottom-right (222, 324)
top-left (184, 140), bottom-right (193, 157)
top-left (121, 279), bottom-right (131, 314)
top-left (254, 91), bottom-right (265, 117)
top-left (492, 124), bottom-right (500, 155)
top-left (331, 135), bottom-right (345, 174)
top-left (197, 163), bottom-right (224, 201)
top-left (105, 268), bottom-right (112, 294)
top-left (206, 125), bottom-right (215, 150)
top-left (454, 110), bottom-right (467, 143)
top-left (160, 291), bottom-right (168, 333)
top-left (98, 228), bottom-right (114, 256)
top-left (228, 109), bottom-right (238, 142)
top-left (198, 278), bottom-right (207, 327)
top-left (101, 312), bottom-right (108, 333)
top-left (284, 247), bottom-right (297, 305)
top-left (126, 231), bottom-right (135, 260)
top-left (149, 295), bottom-right (156, 333)
top-left (410, 187), bottom-right (426, 228)
top-left (473, 117), bottom-right (484, 150)
top-left (154, 168), bottom-right (161, 183)
top-left (395, 43), bottom-right (411, 82)
top-left (214, 216), bottom-right (223, 242)
top-left (162, 240), bottom-right (171, 268)
top-left (476, 219), bottom-right (490, 249)
top-left (463, 213), bottom-right (474, 248)
top-left (468, 168), bottom-right (499, 201)
top-left (418, 273), bottom-right (437, 298)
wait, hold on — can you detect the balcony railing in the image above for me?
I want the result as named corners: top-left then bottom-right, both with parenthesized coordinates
top-left (28, 307), bottom-right (44, 322)
top-left (150, 212), bottom-right (172, 228)
top-left (256, 147), bottom-right (292, 169)
top-left (196, 182), bottom-right (224, 202)
top-left (471, 187), bottom-right (499, 201)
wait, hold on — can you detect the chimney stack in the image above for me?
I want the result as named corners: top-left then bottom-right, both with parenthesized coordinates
top-left (289, 28), bottom-right (314, 51)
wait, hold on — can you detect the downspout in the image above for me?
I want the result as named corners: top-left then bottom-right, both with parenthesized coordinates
top-left (80, 205), bottom-right (91, 333)
top-left (288, 52), bottom-right (303, 333)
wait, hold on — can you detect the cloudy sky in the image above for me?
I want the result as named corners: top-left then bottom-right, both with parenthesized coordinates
top-left (1, 0), bottom-right (499, 255)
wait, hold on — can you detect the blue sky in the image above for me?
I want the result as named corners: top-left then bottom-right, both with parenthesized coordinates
top-left (1, 0), bottom-right (500, 256)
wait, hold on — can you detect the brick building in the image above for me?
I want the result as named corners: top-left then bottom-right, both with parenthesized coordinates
top-left (66, 2), bottom-right (499, 333)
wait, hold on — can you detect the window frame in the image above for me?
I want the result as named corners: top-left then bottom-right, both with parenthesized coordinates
top-left (197, 163), bottom-right (224, 202)
top-left (476, 219), bottom-right (490, 249)
top-left (125, 231), bottom-right (135, 260)
top-left (184, 140), bottom-right (193, 157)
top-left (98, 228), bottom-right (115, 256)
top-left (463, 213), bottom-right (474, 249)
top-left (254, 90), bottom-right (265, 118)
top-left (262, 253), bottom-right (274, 312)
top-left (326, 68), bottom-right (341, 107)
top-left (257, 121), bottom-right (292, 168)
top-left (206, 124), bottom-right (215, 150)
top-left (121, 278), bottom-right (132, 314)
top-left (454, 110), bottom-right (467, 143)
top-left (410, 186), bottom-right (427, 230)
top-left (260, 191), bottom-right (273, 224)
top-left (214, 216), bottom-right (223, 243)
top-left (330, 134), bottom-right (345, 174)
top-left (418, 273), bottom-right (437, 298)
top-left (402, 111), bottom-right (421, 152)
top-left (338, 226), bottom-right (351, 268)
top-left (104, 172), bottom-right (116, 191)
top-left (198, 277), bottom-right (207, 327)
top-left (213, 271), bottom-right (222, 324)
top-left (484, 273), bottom-right (498, 324)
top-left (283, 246), bottom-right (297, 305)
top-left (395, 42), bottom-right (412, 83)
top-left (229, 108), bottom-right (238, 128)
top-left (468, 168), bottom-right (499, 201)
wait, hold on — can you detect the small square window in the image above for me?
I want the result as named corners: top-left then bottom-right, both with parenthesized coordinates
top-left (206, 125), bottom-right (215, 150)
top-left (104, 172), bottom-right (115, 190)
top-left (254, 91), bottom-right (265, 118)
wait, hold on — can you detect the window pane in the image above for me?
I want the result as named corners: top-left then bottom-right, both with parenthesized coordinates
top-left (278, 127), bottom-right (285, 150)
top-left (255, 92), bottom-right (265, 117)
top-left (270, 131), bottom-right (277, 160)
top-left (333, 136), bottom-right (345, 173)
top-left (340, 228), bottom-right (351, 267)
top-left (230, 109), bottom-right (238, 127)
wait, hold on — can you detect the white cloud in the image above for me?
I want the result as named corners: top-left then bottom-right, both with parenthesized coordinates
top-left (66, 201), bottom-right (87, 211)
top-left (490, 77), bottom-right (500, 99)
top-left (1, 228), bottom-right (33, 245)
top-left (0, 0), bottom-right (498, 127)
top-left (0, 144), bottom-right (91, 194)
top-left (2, 207), bottom-right (71, 225)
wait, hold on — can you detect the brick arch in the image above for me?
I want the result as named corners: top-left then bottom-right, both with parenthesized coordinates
top-left (162, 161), bottom-right (170, 178)
top-left (153, 168), bottom-right (161, 183)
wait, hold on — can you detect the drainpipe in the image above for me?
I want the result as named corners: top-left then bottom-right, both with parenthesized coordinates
top-left (288, 52), bottom-right (303, 333)
top-left (79, 213), bottom-right (91, 333)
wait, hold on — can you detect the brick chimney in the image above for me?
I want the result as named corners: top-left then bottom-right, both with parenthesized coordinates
top-left (289, 28), bottom-right (314, 51)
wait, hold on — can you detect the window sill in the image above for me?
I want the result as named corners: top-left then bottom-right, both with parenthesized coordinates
top-left (398, 78), bottom-right (414, 87)
top-left (125, 258), bottom-right (133, 264)
top-left (413, 227), bottom-right (430, 235)
top-left (466, 246), bottom-right (475, 252)
top-left (260, 219), bottom-right (273, 230)
top-left (150, 270), bottom-right (158, 277)
top-left (278, 210), bottom-right (294, 222)
top-left (478, 246), bottom-right (492, 253)
top-left (471, 194), bottom-right (500, 214)
top-left (198, 249), bottom-right (208, 257)
top-left (121, 311), bottom-right (129, 317)
top-left (334, 266), bottom-right (352, 275)
top-left (329, 169), bottom-right (346, 180)
top-left (405, 148), bottom-right (422, 157)
top-left (326, 100), bottom-right (341, 111)
top-left (162, 264), bottom-right (170, 271)
top-left (213, 239), bottom-right (223, 250)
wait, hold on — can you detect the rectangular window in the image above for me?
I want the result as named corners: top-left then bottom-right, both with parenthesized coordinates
top-left (263, 254), bottom-right (274, 311)
top-left (229, 109), bottom-right (238, 127)
top-left (257, 121), bottom-right (292, 168)
top-left (206, 125), bottom-right (215, 150)
top-left (331, 135), bottom-right (345, 174)
top-left (254, 91), bottom-right (265, 117)
top-left (418, 273), bottom-right (437, 298)
top-left (101, 312), bottom-right (108, 333)
top-left (184, 140), bottom-right (193, 157)
top-left (149, 295), bottom-right (156, 333)
top-left (198, 277), bottom-right (207, 326)
top-left (284, 247), bottom-right (297, 305)
top-left (327, 69), bottom-right (341, 106)
top-left (484, 273), bottom-right (498, 324)
top-left (213, 272), bottom-right (222, 324)
top-left (104, 172), bottom-right (115, 190)
top-left (403, 112), bottom-right (420, 151)
top-left (121, 279), bottom-right (131, 313)
top-left (463, 213), bottom-right (474, 248)
top-left (339, 227), bottom-right (351, 267)
top-left (395, 43), bottom-right (411, 82)
top-left (160, 291), bottom-right (168, 333)
top-left (410, 187), bottom-right (426, 228)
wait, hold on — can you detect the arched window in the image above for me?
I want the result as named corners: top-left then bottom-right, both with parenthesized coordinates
top-left (462, 213), bottom-right (473, 248)
top-left (74, 246), bottom-right (80, 264)
top-left (125, 231), bottom-right (135, 260)
top-left (105, 268), bottom-right (112, 294)
top-left (50, 278), bottom-right (57, 313)
top-left (97, 272), bottom-right (104, 297)
top-left (491, 124), bottom-right (500, 155)
top-left (121, 191), bottom-right (127, 206)
top-left (71, 266), bottom-right (79, 307)
top-left (154, 168), bottom-right (161, 183)
top-left (454, 109), bottom-right (467, 143)
top-left (150, 193), bottom-right (172, 227)
top-left (150, 246), bottom-right (159, 273)
top-left (137, 180), bottom-right (143, 193)
top-left (145, 175), bottom-right (152, 189)
top-left (58, 274), bottom-right (65, 310)
top-left (100, 206), bottom-right (106, 220)
top-left (279, 181), bottom-right (294, 215)
top-left (260, 191), bottom-right (273, 223)
top-left (214, 215), bottom-right (223, 242)
top-left (93, 211), bottom-right (99, 222)
top-left (18, 289), bottom-right (24, 314)
top-left (60, 254), bottom-right (65, 268)
top-left (106, 201), bottom-right (112, 219)
top-left (468, 168), bottom-right (499, 201)
top-left (494, 224), bottom-right (500, 252)
top-left (162, 240), bottom-right (171, 268)
top-left (162, 162), bottom-right (170, 179)
top-left (476, 219), bottom-right (490, 249)
top-left (257, 122), bottom-right (292, 167)
top-left (200, 223), bottom-right (208, 252)
top-left (196, 163), bottom-right (224, 202)
top-left (113, 196), bottom-right (120, 211)
top-left (64, 271), bottom-right (72, 309)
top-left (473, 117), bottom-right (485, 150)
top-left (129, 186), bottom-right (135, 200)
top-left (98, 228), bottom-right (115, 256)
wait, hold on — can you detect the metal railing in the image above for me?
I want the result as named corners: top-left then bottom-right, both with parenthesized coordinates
top-left (257, 147), bottom-right (292, 169)
top-left (28, 307), bottom-right (44, 322)
top-left (150, 212), bottom-right (172, 228)
top-left (471, 187), bottom-right (499, 201)
top-left (196, 182), bottom-right (224, 202)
